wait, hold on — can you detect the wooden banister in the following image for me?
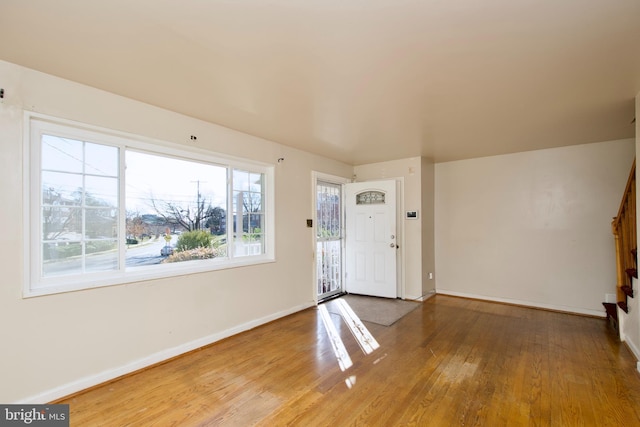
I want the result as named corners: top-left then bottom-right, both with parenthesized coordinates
top-left (612, 159), bottom-right (636, 309)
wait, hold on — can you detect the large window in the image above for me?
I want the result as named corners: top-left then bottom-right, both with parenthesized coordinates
top-left (26, 113), bottom-right (274, 296)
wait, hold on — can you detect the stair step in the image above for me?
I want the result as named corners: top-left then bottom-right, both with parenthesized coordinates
top-left (603, 302), bottom-right (618, 319)
top-left (621, 285), bottom-right (635, 298)
top-left (603, 302), bottom-right (619, 331)
top-left (626, 268), bottom-right (638, 279)
top-left (618, 301), bottom-right (629, 313)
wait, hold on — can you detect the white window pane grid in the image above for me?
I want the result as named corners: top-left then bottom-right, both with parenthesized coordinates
top-left (232, 169), bottom-right (265, 257)
top-left (40, 135), bottom-right (120, 278)
top-left (28, 114), bottom-right (273, 295)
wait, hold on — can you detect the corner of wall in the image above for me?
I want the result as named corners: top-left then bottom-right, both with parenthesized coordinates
top-left (624, 92), bottom-right (640, 363)
top-left (420, 157), bottom-right (436, 295)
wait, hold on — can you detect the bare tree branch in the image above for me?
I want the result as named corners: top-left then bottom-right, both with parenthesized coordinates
top-left (149, 191), bottom-right (215, 232)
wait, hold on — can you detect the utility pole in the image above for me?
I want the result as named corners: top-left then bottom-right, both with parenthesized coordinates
top-left (191, 180), bottom-right (207, 230)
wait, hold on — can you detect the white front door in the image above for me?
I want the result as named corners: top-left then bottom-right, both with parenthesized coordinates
top-left (345, 180), bottom-right (397, 298)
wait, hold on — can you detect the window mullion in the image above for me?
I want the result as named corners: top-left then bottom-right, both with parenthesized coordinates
top-left (81, 141), bottom-right (87, 274)
top-left (227, 166), bottom-right (234, 260)
top-left (119, 145), bottom-right (127, 272)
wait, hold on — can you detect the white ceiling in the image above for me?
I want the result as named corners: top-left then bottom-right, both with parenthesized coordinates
top-left (0, 0), bottom-right (638, 164)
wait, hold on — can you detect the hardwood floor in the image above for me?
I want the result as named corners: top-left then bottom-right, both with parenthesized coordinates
top-left (57, 295), bottom-right (640, 426)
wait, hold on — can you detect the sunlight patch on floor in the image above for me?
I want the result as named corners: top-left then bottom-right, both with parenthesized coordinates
top-left (318, 304), bottom-right (353, 371)
top-left (335, 299), bottom-right (380, 355)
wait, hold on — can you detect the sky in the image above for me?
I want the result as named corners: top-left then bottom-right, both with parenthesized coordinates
top-left (125, 150), bottom-right (228, 215)
top-left (41, 135), bottom-right (259, 217)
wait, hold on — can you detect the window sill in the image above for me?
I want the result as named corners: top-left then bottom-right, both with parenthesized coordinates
top-left (24, 256), bottom-right (276, 298)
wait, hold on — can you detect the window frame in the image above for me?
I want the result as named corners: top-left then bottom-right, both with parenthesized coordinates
top-left (23, 112), bottom-right (275, 297)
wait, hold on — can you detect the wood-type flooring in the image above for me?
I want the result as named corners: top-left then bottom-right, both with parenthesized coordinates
top-left (57, 295), bottom-right (640, 426)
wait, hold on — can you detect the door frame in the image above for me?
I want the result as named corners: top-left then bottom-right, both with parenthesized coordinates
top-left (312, 171), bottom-right (350, 304)
top-left (311, 172), bottom-right (406, 302)
top-left (384, 177), bottom-right (405, 299)
top-left (393, 178), bottom-right (406, 299)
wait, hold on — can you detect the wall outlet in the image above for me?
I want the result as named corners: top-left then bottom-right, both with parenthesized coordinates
top-left (605, 293), bottom-right (616, 304)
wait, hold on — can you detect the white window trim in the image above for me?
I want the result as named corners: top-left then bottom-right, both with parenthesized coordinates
top-left (23, 111), bottom-right (275, 298)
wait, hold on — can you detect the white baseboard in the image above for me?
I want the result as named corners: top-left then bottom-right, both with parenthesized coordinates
top-left (408, 290), bottom-right (436, 302)
top-left (18, 301), bottom-right (315, 404)
top-left (436, 290), bottom-right (606, 318)
top-left (620, 325), bottom-right (640, 372)
top-left (625, 338), bottom-right (640, 364)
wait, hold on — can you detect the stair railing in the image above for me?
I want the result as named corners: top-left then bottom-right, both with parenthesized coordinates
top-left (611, 159), bottom-right (636, 311)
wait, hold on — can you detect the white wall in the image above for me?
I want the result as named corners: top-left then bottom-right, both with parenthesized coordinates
top-left (354, 157), bottom-right (435, 300)
top-left (435, 139), bottom-right (635, 316)
top-left (0, 60), bottom-right (353, 403)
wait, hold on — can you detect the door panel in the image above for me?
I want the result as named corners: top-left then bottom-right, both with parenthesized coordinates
top-left (345, 180), bottom-right (397, 298)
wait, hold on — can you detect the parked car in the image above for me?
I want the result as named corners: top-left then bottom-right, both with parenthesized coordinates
top-left (160, 245), bottom-right (174, 256)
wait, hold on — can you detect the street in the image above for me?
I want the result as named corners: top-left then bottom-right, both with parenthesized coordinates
top-left (125, 236), bottom-right (176, 267)
top-left (43, 236), bottom-right (179, 276)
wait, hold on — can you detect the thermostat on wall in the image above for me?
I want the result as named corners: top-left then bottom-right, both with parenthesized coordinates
top-left (406, 211), bottom-right (418, 219)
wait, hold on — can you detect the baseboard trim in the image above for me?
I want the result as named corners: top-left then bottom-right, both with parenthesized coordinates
top-left (18, 301), bottom-right (315, 404)
top-left (623, 339), bottom-right (640, 364)
top-left (436, 290), bottom-right (606, 318)
top-left (407, 290), bottom-right (436, 302)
